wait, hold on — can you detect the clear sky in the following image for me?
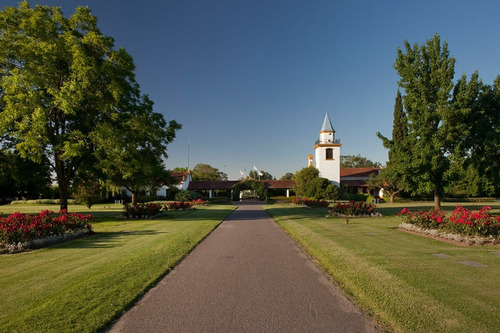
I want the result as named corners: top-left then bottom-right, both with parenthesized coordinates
top-left (3, 0), bottom-right (500, 179)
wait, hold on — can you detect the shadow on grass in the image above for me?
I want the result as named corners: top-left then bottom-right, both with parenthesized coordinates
top-left (55, 230), bottom-right (162, 249)
top-left (264, 206), bottom-right (328, 221)
top-left (159, 208), bottom-right (236, 221)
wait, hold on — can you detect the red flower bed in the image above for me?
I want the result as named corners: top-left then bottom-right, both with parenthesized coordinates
top-left (329, 201), bottom-right (376, 216)
top-left (189, 198), bottom-right (206, 206)
top-left (123, 203), bottom-right (162, 219)
top-left (0, 210), bottom-right (93, 245)
top-left (399, 205), bottom-right (500, 237)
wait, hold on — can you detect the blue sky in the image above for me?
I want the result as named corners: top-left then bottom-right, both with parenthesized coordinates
top-left (3, 0), bottom-right (500, 179)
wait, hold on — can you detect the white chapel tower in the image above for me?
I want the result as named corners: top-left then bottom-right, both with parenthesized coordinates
top-left (314, 113), bottom-right (341, 187)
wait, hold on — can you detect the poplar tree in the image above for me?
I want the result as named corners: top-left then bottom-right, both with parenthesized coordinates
top-left (375, 90), bottom-right (408, 202)
top-left (394, 34), bottom-right (456, 209)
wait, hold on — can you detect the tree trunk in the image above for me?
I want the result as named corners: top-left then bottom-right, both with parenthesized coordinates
top-left (389, 193), bottom-right (395, 203)
top-left (54, 155), bottom-right (70, 211)
top-left (131, 191), bottom-right (137, 205)
top-left (59, 183), bottom-right (69, 211)
top-left (434, 188), bottom-right (441, 210)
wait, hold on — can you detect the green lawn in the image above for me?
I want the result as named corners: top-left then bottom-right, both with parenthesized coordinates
top-left (264, 202), bottom-right (500, 333)
top-left (0, 203), bottom-right (126, 222)
top-left (0, 204), bottom-right (235, 332)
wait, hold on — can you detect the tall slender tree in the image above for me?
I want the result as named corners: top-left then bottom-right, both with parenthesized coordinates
top-left (394, 34), bottom-right (456, 209)
top-left (375, 90), bottom-right (408, 202)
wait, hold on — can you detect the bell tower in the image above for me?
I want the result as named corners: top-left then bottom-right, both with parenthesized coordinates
top-left (314, 113), bottom-right (341, 186)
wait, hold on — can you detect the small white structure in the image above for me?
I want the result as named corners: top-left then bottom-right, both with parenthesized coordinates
top-left (155, 171), bottom-right (192, 197)
top-left (314, 112), bottom-right (342, 187)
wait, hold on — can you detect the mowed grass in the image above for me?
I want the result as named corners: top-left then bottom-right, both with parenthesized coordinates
top-left (264, 202), bottom-right (500, 333)
top-left (0, 204), bottom-right (235, 332)
top-left (0, 203), bottom-right (126, 222)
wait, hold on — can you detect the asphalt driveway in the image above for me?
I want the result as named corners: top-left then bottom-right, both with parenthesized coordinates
top-left (109, 202), bottom-right (378, 332)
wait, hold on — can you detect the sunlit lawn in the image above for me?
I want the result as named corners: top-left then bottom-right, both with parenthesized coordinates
top-left (0, 204), bottom-right (235, 333)
top-left (264, 201), bottom-right (500, 333)
top-left (0, 203), bottom-right (125, 222)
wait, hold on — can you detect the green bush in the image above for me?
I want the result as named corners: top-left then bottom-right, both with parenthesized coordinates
top-left (9, 199), bottom-right (77, 205)
top-left (175, 190), bottom-right (201, 202)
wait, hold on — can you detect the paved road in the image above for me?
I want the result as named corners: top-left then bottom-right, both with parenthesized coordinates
top-left (109, 202), bottom-right (378, 332)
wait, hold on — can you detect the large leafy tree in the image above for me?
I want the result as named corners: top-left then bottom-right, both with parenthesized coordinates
top-left (341, 155), bottom-right (381, 168)
top-left (248, 170), bottom-right (274, 180)
top-left (293, 166), bottom-right (339, 200)
top-left (0, 2), bottom-right (179, 209)
top-left (191, 163), bottom-right (227, 181)
top-left (449, 73), bottom-right (500, 196)
top-left (394, 34), bottom-right (456, 209)
top-left (280, 172), bottom-right (294, 180)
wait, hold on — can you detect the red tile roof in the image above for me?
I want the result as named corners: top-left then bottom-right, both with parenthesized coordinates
top-left (170, 172), bottom-right (189, 185)
top-left (188, 181), bottom-right (240, 190)
top-left (340, 167), bottom-right (380, 178)
top-left (262, 180), bottom-right (295, 189)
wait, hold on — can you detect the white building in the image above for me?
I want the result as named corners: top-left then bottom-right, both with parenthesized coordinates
top-left (314, 112), bottom-right (342, 187)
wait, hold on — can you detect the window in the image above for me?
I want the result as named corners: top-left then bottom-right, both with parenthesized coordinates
top-left (326, 148), bottom-right (333, 160)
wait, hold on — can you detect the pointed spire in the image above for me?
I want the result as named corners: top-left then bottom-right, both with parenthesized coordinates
top-left (320, 112), bottom-right (334, 132)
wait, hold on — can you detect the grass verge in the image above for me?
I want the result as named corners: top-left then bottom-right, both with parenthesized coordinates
top-left (0, 204), bottom-right (235, 332)
top-left (264, 202), bottom-right (500, 333)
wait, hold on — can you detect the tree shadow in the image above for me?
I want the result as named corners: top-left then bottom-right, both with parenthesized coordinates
top-left (54, 230), bottom-right (162, 249)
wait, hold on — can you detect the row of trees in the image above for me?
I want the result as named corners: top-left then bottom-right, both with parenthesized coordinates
top-left (174, 163), bottom-right (297, 182)
top-left (375, 34), bottom-right (500, 208)
top-left (0, 2), bottom-right (181, 208)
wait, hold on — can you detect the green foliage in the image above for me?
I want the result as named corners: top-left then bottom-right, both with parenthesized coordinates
top-left (329, 201), bottom-right (377, 216)
top-left (0, 148), bottom-right (51, 201)
top-left (280, 172), bottom-right (294, 180)
top-left (175, 190), bottom-right (201, 202)
top-left (248, 170), bottom-right (274, 180)
top-left (393, 34), bottom-right (457, 209)
top-left (192, 163), bottom-right (227, 181)
top-left (340, 155), bottom-right (381, 168)
top-left (0, 2), bottom-right (180, 210)
top-left (72, 180), bottom-right (102, 209)
top-left (375, 90), bottom-right (408, 202)
top-left (232, 179), bottom-right (269, 201)
top-left (293, 166), bottom-right (339, 200)
top-left (340, 192), bottom-right (370, 202)
top-left (448, 73), bottom-right (500, 197)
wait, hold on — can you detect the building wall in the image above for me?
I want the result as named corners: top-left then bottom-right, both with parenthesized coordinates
top-left (315, 144), bottom-right (341, 186)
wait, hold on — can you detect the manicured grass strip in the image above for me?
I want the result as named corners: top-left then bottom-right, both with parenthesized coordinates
top-left (264, 203), bottom-right (500, 333)
top-left (0, 205), bottom-right (235, 333)
top-left (0, 203), bottom-right (125, 222)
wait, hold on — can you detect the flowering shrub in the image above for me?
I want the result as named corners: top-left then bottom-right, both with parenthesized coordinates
top-left (189, 198), bottom-right (206, 206)
top-left (329, 201), bottom-right (376, 216)
top-left (291, 198), bottom-right (329, 208)
top-left (124, 203), bottom-right (162, 219)
top-left (398, 207), bottom-right (446, 229)
top-left (0, 210), bottom-right (93, 244)
top-left (291, 198), bottom-right (306, 206)
top-left (166, 201), bottom-right (193, 210)
top-left (399, 205), bottom-right (500, 238)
